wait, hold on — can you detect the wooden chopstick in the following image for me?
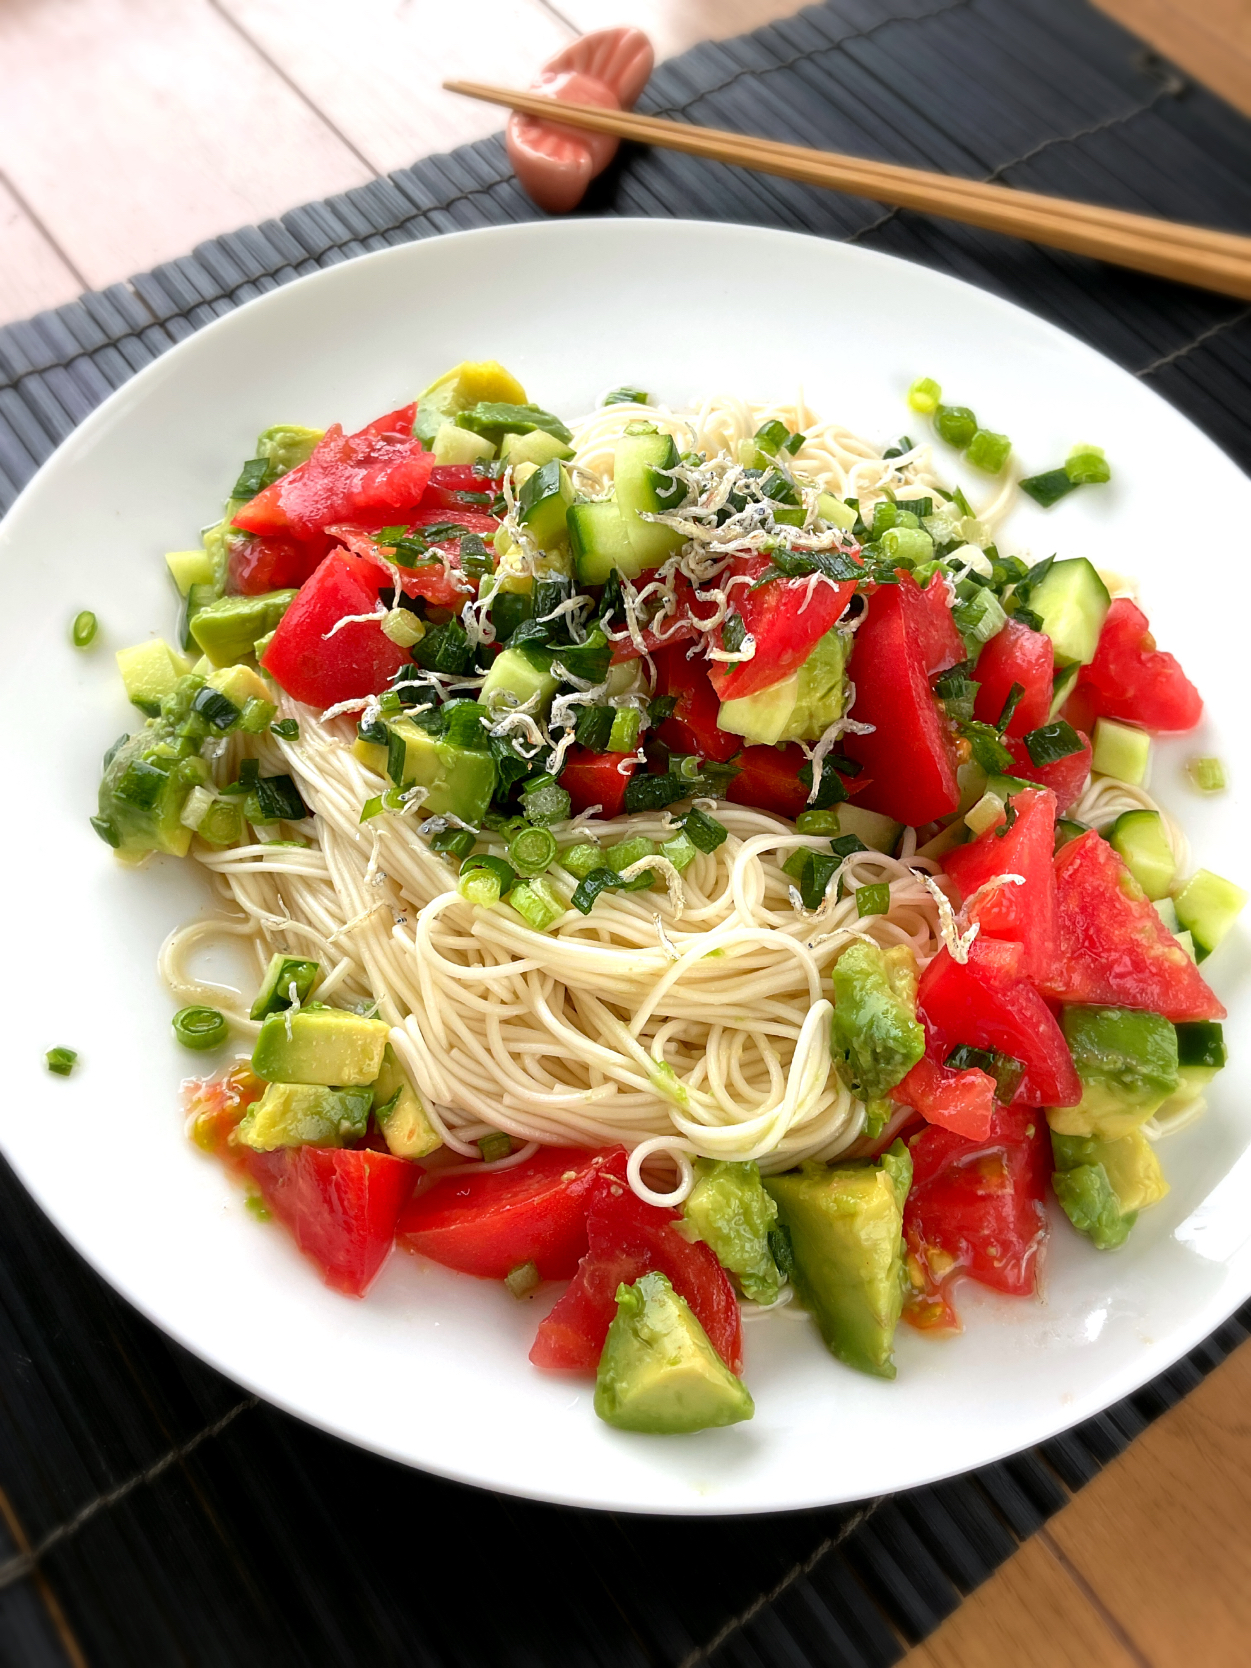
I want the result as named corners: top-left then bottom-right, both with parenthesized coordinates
top-left (444, 79), bottom-right (1251, 302)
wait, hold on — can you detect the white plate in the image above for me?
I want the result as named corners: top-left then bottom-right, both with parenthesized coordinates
top-left (3, 219), bottom-right (1249, 1516)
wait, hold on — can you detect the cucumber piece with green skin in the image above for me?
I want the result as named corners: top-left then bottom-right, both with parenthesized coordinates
top-left (1176, 1020), bottom-right (1226, 1069)
top-left (1174, 868), bottom-right (1247, 961)
top-left (479, 647), bottom-right (560, 713)
top-left (250, 953), bottom-right (320, 1020)
top-left (836, 804), bottom-right (902, 854)
top-left (1028, 557), bottom-right (1110, 666)
top-left (166, 549), bottom-right (216, 598)
top-left (501, 429), bottom-right (573, 466)
top-left (1049, 662), bottom-right (1081, 719)
top-left (568, 498), bottom-right (645, 584)
top-left (517, 459), bottom-right (574, 552)
top-left (432, 421), bottom-right (495, 467)
top-left (1055, 817), bottom-right (1088, 852)
top-left (1109, 808), bottom-right (1175, 900)
top-left (614, 429), bottom-right (686, 567)
top-left (1153, 895), bottom-right (1180, 933)
top-left (1092, 717), bottom-right (1150, 785)
top-left (116, 639), bottom-right (190, 714)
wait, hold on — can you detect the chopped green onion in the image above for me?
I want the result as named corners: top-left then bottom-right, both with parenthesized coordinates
top-left (271, 718), bottom-right (299, 740)
top-left (607, 835), bottom-right (659, 890)
top-left (172, 1006), bottom-right (228, 1051)
top-left (90, 813), bottom-right (120, 848)
top-left (603, 386), bottom-right (652, 406)
top-left (907, 377), bottom-right (941, 414)
top-left (721, 612), bottom-right (749, 655)
top-left (505, 1259), bottom-right (541, 1297)
top-left (660, 830), bottom-right (698, 872)
top-left (953, 588), bottom-right (1007, 646)
top-left (649, 694), bottom-right (678, 725)
top-left (880, 525), bottom-right (934, 565)
top-left (1019, 468), bottom-right (1077, 508)
top-left (1065, 443), bottom-right (1110, 485)
top-left (623, 772), bottom-right (690, 813)
top-left (520, 774), bottom-right (572, 826)
top-left (458, 869), bottom-right (501, 908)
top-left (509, 825), bottom-right (558, 877)
top-left (1188, 756), bottom-right (1226, 793)
top-left (935, 404), bottom-right (978, 449)
top-left (478, 1132), bottom-right (513, 1162)
top-left (508, 876), bottom-right (565, 930)
top-left (71, 610), bottom-right (98, 648)
top-left (559, 841), bottom-right (604, 880)
top-left (1023, 720), bottom-right (1085, 767)
top-left (996, 682), bottom-right (1026, 734)
top-left (179, 785), bottom-right (217, 833)
top-left (231, 456), bottom-right (274, 500)
top-left (461, 853), bottom-right (516, 891)
top-left (574, 705), bottom-right (614, 752)
top-left (192, 686), bottom-right (242, 731)
top-left (607, 707), bottom-right (641, 754)
top-left (782, 846), bottom-right (817, 881)
top-left (795, 809), bottom-right (840, 836)
top-left (829, 834), bottom-right (869, 859)
top-left (799, 852), bottom-right (840, 911)
top-left (571, 867), bottom-right (622, 914)
top-left (944, 1043), bottom-right (1024, 1101)
top-left (245, 774), bottom-right (309, 824)
top-left (856, 882), bottom-right (891, 918)
top-left (679, 807), bottom-right (728, 852)
top-left (966, 429), bottom-right (1011, 474)
top-left (239, 697), bottom-right (275, 734)
top-left (198, 800), bottom-right (243, 847)
top-left (962, 720), bottom-right (1015, 775)
top-left (382, 608), bottom-right (425, 648)
top-left (45, 1046), bottom-right (78, 1077)
top-left (882, 436), bottom-right (915, 461)
top-left (359, 795), bottom-right (384, 823)
top-left (431, 826), bottom-right (476, 861)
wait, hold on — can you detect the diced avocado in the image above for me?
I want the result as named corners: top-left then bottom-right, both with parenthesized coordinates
top-left (718, 673), bottom-right (800, 747)
top-left (1028, 558), bottom-right (1110, 666)
top-left (1109, 809), bottom-right (1175, 899)
top-left (501, 429), bottom-right (573, 466)
top-left (836, 804), bottom-right (902, 854)
top-left (372, 1045), bottom-right (440, 1159)
top-left (234, 1081), bottom-right (372, 1151)
top-left (384, 717), bottom-right (496, 823)
top-left (593, 1272), bottom-right (754, 1434)
top-left (1048, 1006), bottom-right (1179, 1140)
top-left (479, 647), bottom-right (559, 713)
top-left (116, 639), bottom-right (191, 715)
top-left (190, 590), bottom-right (297, 668)
top-left (817, 491), bottom-right (856, 530)
top-left (165, 549), bottom-right (216, 598)
top-left (765, 1143), bottom-right (912, 1379)
top-left (250, 953), bottom-right (320, 1020)
top-left (432, 421), bottom-right (495, 466)
top-left (614, 430), bottom-right (686, 567)
top-left (1174, 868), bottom-right (1247, 961)
top-left (1092, 718), bottom-right (1150, 785)
top-left (681, 1159), bottom-right (780, 1304)
top-left (517, 459), bottom-right (574, 552)
top-left (830, 942), bottom-right (925, 1101)
top-left (352, 735), bottom-right (389, 776)
top-left (1051, 1128), bottom-right (1168, 1250)
top-left (207, 662), bottom-right (271, 711)
top-left (251, 1008), bottom-right (389, 1086)
top-left (255, 424), bottom-right (323, 477)
top-left (718, 628), bottom-right (849, 747)
top-left (568, 498), bottom-right (645, 584)
top-left (97, 729), bottom-right (205, 858)
top-left (415, 360), bottom-right (528, 446)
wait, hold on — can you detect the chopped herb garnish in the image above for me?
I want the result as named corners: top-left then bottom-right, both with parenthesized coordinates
top-left (71, 610), bottom-right (98, 648)
top-left (996, 681), bottom-right (1026, 734)
top-left (1023, 720), bottom-right (1085, 766)
top-left (172, 1006), bottom-right (228, 1051)
top-left (45, 1046), bottom-right (78, 1077)
top-left (271, 718), bottom-right (299, 740)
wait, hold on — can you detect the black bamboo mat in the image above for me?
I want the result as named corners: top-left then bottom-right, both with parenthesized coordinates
top-left (3, 0), bottom-right (1251, 1662)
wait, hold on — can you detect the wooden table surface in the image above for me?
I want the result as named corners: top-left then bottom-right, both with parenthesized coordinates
top-left (2, 2), bottom-right (1249, 1663)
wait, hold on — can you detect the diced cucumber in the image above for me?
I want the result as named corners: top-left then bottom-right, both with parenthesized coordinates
top-left (166, 549), bottom-right (216, 598)
top-left (956, 759), bottom-right (988, 816)
top-left (181, 581), bottom-right (219, 653)
top-left (190, 590), bottom-right (297, 668)
top-left (614, 430), bottom-right (686, 567)
top-left (1028, 558), bottom-right (1110, 666)
top-left (1055, 817), bottom-right (1088, 852)
top-left (1174, 868), bottom-right (1247, 961)
top-left (1176, 1021), bottom-right (1227, 1070)
top-left (1153, 895), bottom-right (1180, 933)
top-left (432, 421), bottom-right (495, 466)
top-left (501, 429), bottom-right (573, 466)
top-left (817, 492), bottom-right (856, 530)
top-left (568, 498), bottom-right (645, 585)
top-left (836, 804), bottom-right (902, 854)
top-left (1109, 809), bottom-right (1175, 900)
top-left (115, 639), bottom-right (190, 714)
top-left (965, 791), bottom-right (1005, 837)
top-left (1176, 929), bottom-right (1197, 961)
top-left (1049, 662), bottom-right (1080, 719)
top-left (517, 460), bottom-right (574, 552)
top-left (250, 953), bottom-right (320, 1020)
top-left (479, 647), bottom-right (559, 712)
top-left (1092, 718), bottom-right (1150, 784)
top-left (986, 772), bottom-right (1031, 799)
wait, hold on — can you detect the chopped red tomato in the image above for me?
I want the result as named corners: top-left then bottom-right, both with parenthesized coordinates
top-left (245, 1147), bottom-right (417, 1298)
top-left (908, 571), bottom-right (967, 678)
top-left (894, 1055), bottom-right (996, 1142)
top-left (844, 574), bottom-right (961, 826)
top-left (651, 642), bottom-right (741, 763)
top-left (329, 524), bottom-right (473, 610)
top-left (405, 505), bottom-right (499, 537)
top-left (1004, 729), bottom-right (1091, 814)
top-left (559, 748), bottom-right (637, 819)
top-left (1042, 830), bottom-right (1225, 1020)
top-left (396, 1147), bottom-right (628, 1281)
top-left (943, 786), bottom-right (1059, 984)
top-left (184, 1063), bottom-right (264, 1156)
top-left (726, 742), bottom-right (810, 820)
top-left (261, 549), bottom-right (410, 707)
top-left (972, 619), bottom-right (1053, 737)
top-left (420, 463), bottom-right (500, 513)
top-left (608, 571), bottom-right (710, 664)
top-left (530, 1176), bottom-right (742, 1373)
top-left (708, 553), bottom-right (857, 701)
top-left (917, 938), bottom-right (1082, 1107)
top-left (226, 530), bottom-right (331, 595)
top-left (1071, 597), bottom-right (1203, 733)
top-left (903, 1105), bottom-right (1050, 1330)
top-left (232, 404), bottom-right (435, 541)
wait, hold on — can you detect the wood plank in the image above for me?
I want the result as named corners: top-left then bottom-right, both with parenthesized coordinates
top-left (903, 1533), bottom-right (1140, 1668)
top-left (0, 0), bottom-right (370, 294)
top-left (217, 0), bottom-right (575, 177)
top-left (1093, 0), bottom-right (1251, 120)
top-left (0, 176), bottom-right (84, 322)
top-left (553, 0), bottom-right (812, 64)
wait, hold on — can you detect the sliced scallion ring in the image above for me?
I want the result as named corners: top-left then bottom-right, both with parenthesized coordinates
top-left (172, 1006), bottom-right (228, 1051)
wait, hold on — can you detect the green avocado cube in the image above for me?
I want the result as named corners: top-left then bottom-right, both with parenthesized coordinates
top-left (190, 590), bottom-right (297, 667)
top-left (593, 1272), bottom-right (754, 1434)
top-left (682, 1159), bottom-right (780, 1304)
top-left (372, 1046), bottom-right (441, 1159)
top-left (1049, 1006), bottom-right (1179, 1140)
top-left (234, 1081), bottom-right (373, 1151)
top-left (830, 941), bottom-right (925, 1101)
top-left (96, 730), bottom-right (205, 857)
top-left (1051, 1128), bottom-right (1169, 1250)
top-left (765, 1143), bottom-right (912, 1379)
top-left (251, 1008), bottom-right (389, 1086)
top-left (384, 717), bottom-right (496, 824)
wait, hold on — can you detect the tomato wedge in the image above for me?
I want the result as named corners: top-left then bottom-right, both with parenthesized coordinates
top-left (917, 939), bottom-right (1082, 1107)
top-left (328, 524), bottom-right (474, 610)
top-left (725, 742), bottom-right (810, 820)
top-left (245, 1147), bottom-right (417, 1298)
top-left (903, 1105), bottom-right (1050, 1329)
top-left (226, 530), bottom-right (331, 595)
top-left (943, 786), bottom-right (1059, 984)
top-left (396, 1147), bottom-right (628, 1281)
top-left (232, 403), bottom-right (435, 541)
top-left (559, 748), bottom-right (637, 819)
top-left (972, 619), bottom-right (1053, 737)
top-left (260, 548), bottom-right (411, 707)
top-left (1072, 597), bottom-right (1203, 733)
top-left (1004, 729), bottom-right (1091, 814)
top-left (651, 641), bottom-right (741, 763)
top-left (1042, 830), bottom-right (1225, 1020)
top-left (530, 1176), bottom-right (743, 1373)
top-left (894, 1055), bottom-right (996, 1142)
top-left (708, 553), bottom-right (856, 701)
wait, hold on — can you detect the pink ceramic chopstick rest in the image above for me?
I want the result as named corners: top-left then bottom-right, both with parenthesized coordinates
top-left (507, 28), bottom-right (654, 213)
